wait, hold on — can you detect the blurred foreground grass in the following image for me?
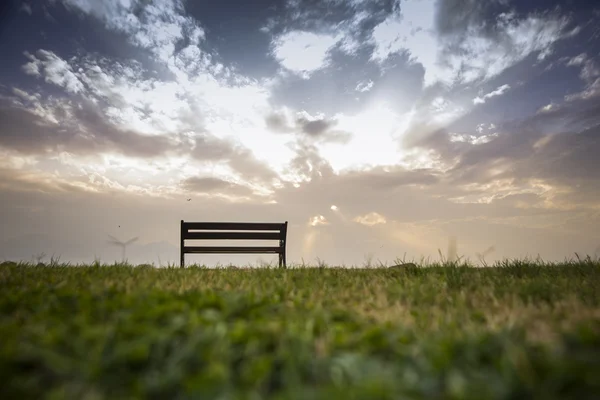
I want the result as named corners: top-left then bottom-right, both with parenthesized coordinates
top-left (1, 260), bottom-right (599, 399)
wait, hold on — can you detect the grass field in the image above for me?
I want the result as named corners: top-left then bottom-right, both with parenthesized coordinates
top-left (1, 259), bottom-right (599, 399)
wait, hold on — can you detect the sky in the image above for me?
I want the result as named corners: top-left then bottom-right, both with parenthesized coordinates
top-left (0, 0), bottom-right (599, 266)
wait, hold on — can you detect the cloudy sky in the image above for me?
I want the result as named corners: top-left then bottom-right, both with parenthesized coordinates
top-left (1, 0), bottom-right (599, 266)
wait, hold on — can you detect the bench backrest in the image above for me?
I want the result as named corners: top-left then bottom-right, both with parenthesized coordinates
top-left (180, 220), bottom-right (288, 268)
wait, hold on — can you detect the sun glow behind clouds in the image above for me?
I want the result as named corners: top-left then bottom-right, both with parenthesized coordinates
top-left (354, 212), bottom-right (387, 226)
top-left (320, 104), bottom-right (412, 172)
top-left (309, 215), bottom-right (328, 227)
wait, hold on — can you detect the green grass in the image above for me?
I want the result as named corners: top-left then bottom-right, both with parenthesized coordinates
top-left (1, 260), bottom-right (599, 399)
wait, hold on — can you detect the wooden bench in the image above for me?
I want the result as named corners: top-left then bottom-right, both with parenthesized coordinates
top-left (180, 220), bottom-right (288, 268)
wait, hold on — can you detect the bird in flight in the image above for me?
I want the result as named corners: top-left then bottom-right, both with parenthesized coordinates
top-left (187, 198), bottom-right (191, 201)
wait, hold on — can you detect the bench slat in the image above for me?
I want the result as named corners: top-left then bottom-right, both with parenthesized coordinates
top-left (183, 222), bottom-right (285, 231)
top-left (183, 246), bottom-right (282, 254)
top-left (183, 231), bottom-right (282, 240)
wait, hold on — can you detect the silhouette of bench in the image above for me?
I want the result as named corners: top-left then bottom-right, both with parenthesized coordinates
top-left (180, 220), bottom-right (288, 268)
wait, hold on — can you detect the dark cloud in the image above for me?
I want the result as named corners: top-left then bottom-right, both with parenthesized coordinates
top-left (189, 133), bottom-right (279, 186)
top-left (181, 176), bottom-right (254, 196)
top-left (227, 148), bottom-right (280, 186)
top-left (426, 0), bottom-right (588, 88)
top-left (269, 45), bottom-right (424, 116)
top-left (343, 166), bottom-right (440, 190)
top-left (284, 141), bottom-right (335, 182)
top-left (70, 99), bottom-right (179, 158)
top-left (281, 141), bottom-right (438, 196)
top-left (435, 0), bottom-right (508, 39)
top-left (0, 100), bottom-right (59, 153)
top-left (0, 96), bottom-right (177, 158)
top-left (294, 115), bottom-right (351, 143)
top-left (190, 134), bottom-right (237, 161)
top-left (184, 0), bottom-right (283, 79)
top-left (157, 0), bottom-right (397, 80)
top-left (296, 117), bottom-right (333, 136)
top-left (265, 112), bottom-right (293, 133)
top-left (266, 0), bottom-right (397, 36)
top-left (265, 110), bottom-right (351, 143)
top-left (0, 92), bottom-right (279, 186)
top-left (407, 90), bottom-right (600, 208)
top-left (0, 0), bottom-right (165, 94)
top-left (433, 0), bottom-right (579, 51)
top-left (533, 124), bottom-right (600, 183)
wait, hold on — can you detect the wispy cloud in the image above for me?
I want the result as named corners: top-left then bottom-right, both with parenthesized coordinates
top-left (271, 31), bottom-right (340, 78)
top-left (354, 212), bottom-right (387, 226)
top-left (473, 84), bottom-right (511, 105)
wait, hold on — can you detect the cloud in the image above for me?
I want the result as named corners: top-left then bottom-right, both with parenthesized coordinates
top-left (279, 139), bottom-right (439, 191)
top-left (296, 115), bottom-right (334, 136)
top-left (265, 112), bottom-right (294, 133)
top-left (294, 111), bottom-right (351, 143)
top-left (186, 133), bottom-right (280, 188)
top-left (263, 0), bottom-right (397, 53)
top-left (20, 3), bottom-right (32, 15)
top-left (180, 176), bottom-right (254, 198)
top-left (473, 84), bottom-right (511, 104)
top-left (308, 215), bottom-right (328, 227)
top-left (353, 212), bottom-right (387, 226)
top-left (0, 88), bottom-right (278, 192)
top-left (271, 31), bottom-right (340, 77)
top-left (407, 92), bottom-right (600, 209)
top-left (449, 132), bottom-right (499, 145)
top-left (268, 44), bottom-right (424, 117)
top-left (318, 104), bottom-right (415, 171)
top-left (563, 53), bottom-right (600, 101)
top-left (264, 109), bottom-right (351, 144)
top-left (1, 130), bottom-right (598, 265)
top-left (566, 53), bottom-right (600, 81)
top-left (283, 141), bottom-right (335, 183)
top-left (355, 80), bottom-right (374, 92)
top-left (565, 78), bottom-right (600, 102)
top-left (0, 95), bottom-right (179, 158)
top-left (370, 0), bottom-right (577, 86)
top-left (22, 50), bottom-right (85, 93)
top-left (344, 165), bottom-right (439, 190)
top-left (59, 0), bottom-right (206, 63)
top-left (12, 34), bottom-right (284, 189)
top-left (21, 50), bottom-right (205, 136)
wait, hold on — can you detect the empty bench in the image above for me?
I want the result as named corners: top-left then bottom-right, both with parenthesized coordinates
top-left (180, 220), bottom-right (288, 268)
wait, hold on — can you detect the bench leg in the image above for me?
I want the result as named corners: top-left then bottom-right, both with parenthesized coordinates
top-left (279, 252), bottom-right (286, 269)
